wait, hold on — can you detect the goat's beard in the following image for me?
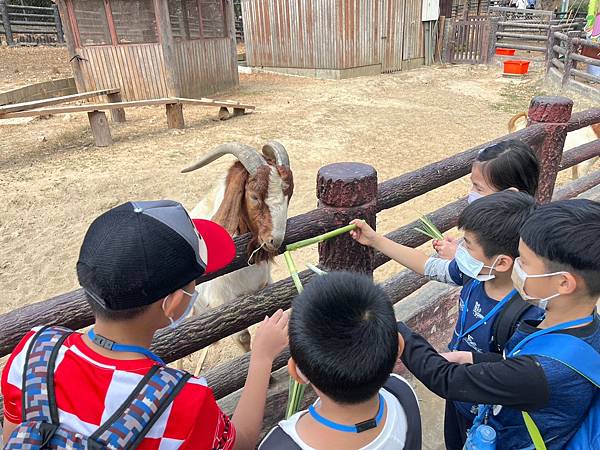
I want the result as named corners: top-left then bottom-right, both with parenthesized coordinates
top-left (247, 238), bottom-right (277, 264)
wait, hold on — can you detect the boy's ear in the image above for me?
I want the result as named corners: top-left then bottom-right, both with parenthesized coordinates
top-left (557, 272), bottom-right (578, 296)
top-left (288, 358), bottom-right (309, 385)
top-left (161, 289), bottom-right (186, 318)
top-left (494, 255), bottom-right (514, 273)
top-left (397, 333), bottom-right (405, 359)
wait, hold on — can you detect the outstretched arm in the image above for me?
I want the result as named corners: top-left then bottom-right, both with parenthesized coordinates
top-left (397, 322), bottom-right (550, 411)
top-left (232, 310), bottom-right (289, 450)
top-left (350, 220), bottom-right (429, 275)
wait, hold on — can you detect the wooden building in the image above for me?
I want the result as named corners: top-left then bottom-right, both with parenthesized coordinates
top-left (55, 0), bottom-right (239, 100)
top-left (240, 0), bottom-right (430, 79)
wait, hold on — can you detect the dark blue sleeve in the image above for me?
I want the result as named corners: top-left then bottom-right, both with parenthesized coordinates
top-left (448, 260), bottom-right (465, 286)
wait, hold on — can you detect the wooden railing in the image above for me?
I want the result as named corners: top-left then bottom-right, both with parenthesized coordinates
top-left (546, 31), bottom-right (600, 101)
top-left (0, 97), bottom-right (599, 433)
top-left (489, 15), bottom-right (583, 59)
top-left (0, 0), bottom-right (64, 46)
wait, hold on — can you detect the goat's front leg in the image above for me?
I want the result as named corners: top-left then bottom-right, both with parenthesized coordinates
top-left (233, 278), bottom-right (271, 353)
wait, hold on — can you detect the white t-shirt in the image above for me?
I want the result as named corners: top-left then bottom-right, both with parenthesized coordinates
top-left (263, 375), bottom-right (414, 450)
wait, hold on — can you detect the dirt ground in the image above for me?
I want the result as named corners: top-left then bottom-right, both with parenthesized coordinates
top-left (1, 46), bottom-right (598, 447)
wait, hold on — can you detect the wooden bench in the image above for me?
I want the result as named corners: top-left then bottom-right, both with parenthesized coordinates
top-left (0, 93), bottom-right (256, 147)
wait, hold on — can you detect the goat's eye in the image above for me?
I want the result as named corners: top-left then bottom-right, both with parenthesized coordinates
top-left (250, 194), bottom-right (260, 203)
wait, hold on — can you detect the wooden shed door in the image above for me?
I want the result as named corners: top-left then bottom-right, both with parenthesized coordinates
top-left (380, 0), bottom-right (406, 73)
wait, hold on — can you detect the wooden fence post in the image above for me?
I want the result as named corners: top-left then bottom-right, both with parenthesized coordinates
top-left (527, 96), bottom-right (573, 203)
top-left (561, 31), bottom-right (577, 87)
top-left (0, 0), bottom-right (14, 47)
top-left (53, 3), bottom-right (64, 44)
top-left (487, 17), bottom-right (500, 63)
top-left (545, 26), bottom-right (558, 77)
top-left (107, 91), bottom-right (126, 123)
top-left (316, 163), bottom-right (378, 276)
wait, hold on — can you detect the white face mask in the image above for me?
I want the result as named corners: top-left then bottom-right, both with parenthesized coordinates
top-left (455, 244), bottom-right (500, 282)
top-left (467, 191), bottom-right (485, 204)
top-left (511, 258), bottom-right (567, 310)
top-left (162, 288), bottom-right (198, 329)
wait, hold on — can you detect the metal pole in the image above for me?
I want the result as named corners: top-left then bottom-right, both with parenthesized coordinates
top-left (0, 0), bottom-right (14, 46)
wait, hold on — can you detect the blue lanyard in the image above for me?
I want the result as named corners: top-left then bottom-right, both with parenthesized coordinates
top-left (453, 281), bottom-right (517, 351)
top-left (87, 328), bottom-right (165, 365)
top-left (308, 393), bottom-right (385, 433)
top-left (508, 315), bottom-right (594, 357)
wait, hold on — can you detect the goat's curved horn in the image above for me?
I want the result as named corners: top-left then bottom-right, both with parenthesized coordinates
top-left (181, 142), bottom-right (267, 175)
top-left (261, 141), bottom-right (290, 167)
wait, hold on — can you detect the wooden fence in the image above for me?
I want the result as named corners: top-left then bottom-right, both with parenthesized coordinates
top-left (546, 31), bottom-right (600, 102)
top-left (0, 97), bottom-right (599, 434)
top-left (446, 12), bottom-right (491, 64)
top-left (489, 16), bottom-right (583, 59)
top-left (0, 0), bottom-right (64, 46)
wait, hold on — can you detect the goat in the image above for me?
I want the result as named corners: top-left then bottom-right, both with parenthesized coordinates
top-left (508, 112), bottom-right (600, 179)
top-left (182, 142), bottom-right (294, 353)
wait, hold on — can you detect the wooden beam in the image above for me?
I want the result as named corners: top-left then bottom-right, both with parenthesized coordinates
top-left (0, 99), bottom-right (176, 118)
top-left (154, 0), bottom-right (179, 97)
top-left (0, 97), bottom-right (255, 119)
top-left (174, 97), bottom-right (256, 110)
top-left (87, 111), bottom-right (112, 147)
top-left (166, 103), bottom-right (185, 129)
top-left (0, 88), bottom-right (120, 115)
top-left (107, 91), bottom-right (126, 123)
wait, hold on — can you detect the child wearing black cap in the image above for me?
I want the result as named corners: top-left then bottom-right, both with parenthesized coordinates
top-left (1, 200), bottom-right (288, 450)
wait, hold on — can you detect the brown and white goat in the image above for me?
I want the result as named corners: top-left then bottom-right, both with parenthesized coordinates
top-left (182, 142), bottom-right (294, 353)
top-left (508, 112), bottom-right (600, 179)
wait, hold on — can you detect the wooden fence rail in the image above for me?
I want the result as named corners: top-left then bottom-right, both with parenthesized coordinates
top-left (0, 97), bottom-right (599, 433)
top-left (491, 16), bottom-right (584, 57)
top-left (0, 0), bottom-right (64, 46)
top-left (546, 31), bottom-right (600, 102)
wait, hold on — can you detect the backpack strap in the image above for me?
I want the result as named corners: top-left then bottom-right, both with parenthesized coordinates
top-left (21, 326), bottom-right (73, 424)
top-left (89, 365), bottom-right (191, 450)
top-left (491, 293), bottom-right (531, 352)
top-left (517, 333), bottom-right (600, 387)
top-left (516, 333), bottom-right (600, 450)
top-left (258, 425), bottom-right (302, 450)
top-left (383, 375), bottom-right (422, 450)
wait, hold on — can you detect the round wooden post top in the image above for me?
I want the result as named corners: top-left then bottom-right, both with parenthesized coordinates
top-left (528, 96), bottom-right (573, 123)
top-left (317, 162), bottom-right (378, 208)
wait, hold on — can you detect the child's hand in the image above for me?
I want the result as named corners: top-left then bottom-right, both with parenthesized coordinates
top-left (440, 351), bottom-right (473, 364)
top-left (252, 309), bottom-right (289, 362)
top-left (349, 219), bottom-right (378, 247)
top-left (433, 236), bottom-right (458, 260)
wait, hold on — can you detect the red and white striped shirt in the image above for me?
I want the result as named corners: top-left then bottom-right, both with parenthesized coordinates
top-left (1, 328), bottom-right (236, 450)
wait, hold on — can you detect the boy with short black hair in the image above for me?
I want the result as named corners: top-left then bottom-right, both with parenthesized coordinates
top-left (259, 272), bottom-right (421, 450)
top-left (398, 199), bottom-right (600, 449)
top-left (351, 191), bottom-right (543, 448)
top-left (2, 200), bottom-right (288, 450)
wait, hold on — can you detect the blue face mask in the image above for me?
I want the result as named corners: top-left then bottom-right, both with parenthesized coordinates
top-left (455, 244), bottom-right (499, 282)
top-left (162, 289), bottom-right (198, 329)
top-left (468, 191), bottom-right (484, 204)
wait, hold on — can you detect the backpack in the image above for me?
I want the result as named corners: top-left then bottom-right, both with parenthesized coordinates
top-left (516, 333), bottom-right (600, 450)
top-left (259, 375), bottom-right (422, 450)
top-left (4, 326), bottom-right (191, 450)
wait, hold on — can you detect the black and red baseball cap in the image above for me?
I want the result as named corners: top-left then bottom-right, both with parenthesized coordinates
top-left (77, 200), bottom-right (235, 311)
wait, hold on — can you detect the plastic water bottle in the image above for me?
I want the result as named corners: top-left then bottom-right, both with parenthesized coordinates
top-left (464, 424), bottom-right (497, 450)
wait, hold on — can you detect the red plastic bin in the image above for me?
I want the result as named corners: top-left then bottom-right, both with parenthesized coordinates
top-left (503, 60), bottom-right (530, 75)
top-left (496, 48), bottom-right (516, 56)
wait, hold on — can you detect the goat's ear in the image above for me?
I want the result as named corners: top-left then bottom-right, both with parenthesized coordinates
top-left (211, 163), bottom-right (249, 235)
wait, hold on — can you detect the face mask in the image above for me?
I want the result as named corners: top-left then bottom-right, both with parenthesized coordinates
top-left (511, 258), bottom-right (567, 310)
top-left (162, 288), bottom-right (198, 329)
top-left (467, 191), bottom-right (484, 204)
top-left (455, 244), bottom-right (500, 282)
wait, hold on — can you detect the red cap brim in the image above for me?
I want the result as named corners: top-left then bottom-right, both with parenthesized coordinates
top-left (191, 219), bottom-right (236, 274)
